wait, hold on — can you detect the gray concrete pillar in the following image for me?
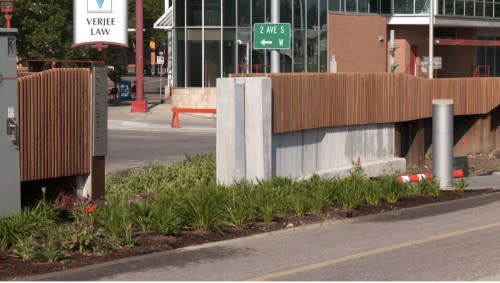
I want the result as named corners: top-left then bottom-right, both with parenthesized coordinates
top-left (243, 77), bottom-right (272, 181)
top-left (216, 78), bottom-right (246, 185)
top-left (432, 99), bottom-right (454, 189)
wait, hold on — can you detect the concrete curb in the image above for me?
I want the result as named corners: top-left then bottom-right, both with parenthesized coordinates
top-left (20, 190), bottom-right (500, 281)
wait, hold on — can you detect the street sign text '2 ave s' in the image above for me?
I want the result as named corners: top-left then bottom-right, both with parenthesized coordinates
top-left (254, 23), bottom-right (290, 49)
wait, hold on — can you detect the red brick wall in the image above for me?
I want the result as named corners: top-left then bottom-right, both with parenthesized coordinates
top-left (328, 14), bottom-right (387, 72)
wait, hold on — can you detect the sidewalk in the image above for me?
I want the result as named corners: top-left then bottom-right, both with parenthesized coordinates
top-left (108, 101), bottom-right (216, 133)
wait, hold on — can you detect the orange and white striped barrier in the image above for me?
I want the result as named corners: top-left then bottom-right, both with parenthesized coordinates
top-left (397, 169), bottom-right (464, 183)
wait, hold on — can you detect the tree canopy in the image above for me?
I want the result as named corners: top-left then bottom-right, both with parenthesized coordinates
top-left (8, 0), bottom-right (164, 67)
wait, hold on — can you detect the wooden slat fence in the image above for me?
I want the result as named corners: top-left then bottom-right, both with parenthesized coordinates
top-left (18, 69), bottom-right (91, 182)
top-left (232, 73), bottom-right (500, 134)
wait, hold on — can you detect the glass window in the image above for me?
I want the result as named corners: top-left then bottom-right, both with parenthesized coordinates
top-left (253, 0), bottom-right (265, 23)
top-left (205, 0), bottom-right (221, 26)
top-left (252, 49), bottom-right (268, 73)
top-left (320, 0), bottom-right (328, 28)
top-left (307, 30), bottom-right (319, 72)
top-left (381, 0), bottom-right (391, 12)
top-left (444, 0), bottom-right (454, 14)
top-left (346, 0), bottom-right (357, 11)
top-left (175, 0), bottom-right (185, 26)
top-left (415, 0), bottom-right (429, 13)
top-left (187, 0), bottom-right (202, 26)
top-left (238, 0), bottom-right (250, 26)
top-left (359, 0), bottom-right (369, 12)
top-left (281, 0), bottom-right (293, 24)
top-left (174, 29), bottom-right (185, 87)
top-left (204, 29), bottom-right (221, 87)
top-left (186, 29), bottom-right (203, 87)
top-left (394, 0), bottom-right (413, 13)
top-left (495, 1), bottom-right (500, 16)
top-left (456, 0), bottom-right (465, 15)
top-left (294, 30), bottom-right (306, 72)
top-left (307, 0), bottom-right (319, 29)
top-left (475, 0), bottom-right (484, 16)
top-left (465, 0), bottom-right (474, 15)
top-left (223, 0), bottom-right (236, 26)
top-left (485, 0), bottom-right (493, 16)
top-left (329, 0), bottom-right (341, 11)
top-left (320, 31), bottom-right (328, 72)
top-left (369, 0), bottom-right (379, 13)
top-left (223, 29), bottom-right (236, 77)
top-left (295, 0), bottom-right (306, 29)
top-left (438, 0), bottom-right (444, 13)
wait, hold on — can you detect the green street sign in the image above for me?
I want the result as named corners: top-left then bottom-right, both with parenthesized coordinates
top-left (253, 23), bottom-right (290, 50)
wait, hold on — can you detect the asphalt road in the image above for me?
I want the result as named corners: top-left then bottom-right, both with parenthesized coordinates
top-left (106, 129), bottom-right (215, 173)
top-left (32, 192), bottom-right (500, 281)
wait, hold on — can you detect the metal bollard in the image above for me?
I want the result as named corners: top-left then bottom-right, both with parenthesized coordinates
top-left (432, 99), bottom-right (454, 189)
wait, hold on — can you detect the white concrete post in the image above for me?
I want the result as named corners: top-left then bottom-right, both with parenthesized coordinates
top-left (242, 77), bottom-right (272, 181)
top-left (216, 78), bottom-right (246, 185)
top-left (432, 99), bottom-right (454, 189)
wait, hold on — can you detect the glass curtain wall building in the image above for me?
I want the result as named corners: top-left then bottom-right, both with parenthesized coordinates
top-left (174, 0), bottom-right (328, 88)
top-left (329, 0), bottom-right (499, 16)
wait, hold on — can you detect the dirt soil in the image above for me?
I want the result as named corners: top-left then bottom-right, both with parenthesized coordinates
top-left (0, 188), bottom-right (496, 281)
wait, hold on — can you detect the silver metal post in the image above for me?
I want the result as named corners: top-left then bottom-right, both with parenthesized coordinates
top-left (432, 99), bottom-right (454, 189)
top-left (429, 0), bottom-right (434, 79)
top-left (271, 0), bottom-right (280, 73)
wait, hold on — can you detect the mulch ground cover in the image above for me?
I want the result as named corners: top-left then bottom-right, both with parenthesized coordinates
top-left (0, 188), bottom-right (495, 280)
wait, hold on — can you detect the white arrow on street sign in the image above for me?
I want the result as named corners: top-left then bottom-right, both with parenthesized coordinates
top-left (261, 39), bottom-right (272, 46)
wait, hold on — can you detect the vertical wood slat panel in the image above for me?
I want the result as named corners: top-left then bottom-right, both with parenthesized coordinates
top-left (18, 68), bottom-right (91, 182)
top-left (252, 73), bottom-right (500, 134)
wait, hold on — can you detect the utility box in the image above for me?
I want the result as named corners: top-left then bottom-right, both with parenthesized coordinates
top-left (0, 28), bottom-right (21, 217)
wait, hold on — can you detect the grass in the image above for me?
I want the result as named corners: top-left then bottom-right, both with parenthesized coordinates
top-left (0, 153), bottom-right (461, 263)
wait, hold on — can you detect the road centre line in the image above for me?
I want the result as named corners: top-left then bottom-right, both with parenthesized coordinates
top-left (247, 221), bottom-right (500, 281)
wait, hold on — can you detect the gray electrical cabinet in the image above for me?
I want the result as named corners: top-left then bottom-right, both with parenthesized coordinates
top-left (0, 28), bottom-right (21, 217)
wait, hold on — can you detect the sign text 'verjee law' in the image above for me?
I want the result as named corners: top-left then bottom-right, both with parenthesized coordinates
top-left (254, 23), bottom-right (290, 50)
top-left (73, 0), bottom-right (128, 48)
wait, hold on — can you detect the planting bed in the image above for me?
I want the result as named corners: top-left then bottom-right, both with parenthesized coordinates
top-left (0, 188), bottom-right (495, 280)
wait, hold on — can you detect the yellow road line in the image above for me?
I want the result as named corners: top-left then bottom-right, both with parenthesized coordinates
top-left (247, 221), bottom-right (500, 281)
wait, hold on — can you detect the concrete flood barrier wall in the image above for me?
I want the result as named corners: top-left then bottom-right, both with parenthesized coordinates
top-left (216, 77), bottom-right (405, 185)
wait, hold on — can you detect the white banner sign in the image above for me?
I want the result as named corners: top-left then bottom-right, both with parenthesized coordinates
top-left (73, 0), bottom-right (128, 48)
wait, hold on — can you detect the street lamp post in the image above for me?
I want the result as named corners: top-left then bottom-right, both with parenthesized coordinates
top-left (429, 0), bottom-right (434, 79)
top-left (131, 0), bottom-right (147, 112)
top-left (0, 1), bottom-right (15, 29)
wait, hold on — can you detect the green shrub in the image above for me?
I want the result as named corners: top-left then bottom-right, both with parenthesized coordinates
top-left (11, 235), bottom-right (40, 261)
top-left (336, 179), bottom-right (361, 210)
top-left (179, 182), bottom-right (225, 231)
top-left (454, 178), bottom-right (468, 192)
top-left (225, 180), bottom-right (256, 228)
top-left (306, 174), bottom-right (332, 214)
top-left (288, 183), bottom-right (309, 217)
top-left (254, 180), bottom-right (282, 222)
top-left (415, 178), bottom-right (441, 196)
top-left (378, 175), bottom-right (409, 203)
top-left (151, 194), bottom-right (182, 235)
top-left (363, 181), bottom-right (382, 206)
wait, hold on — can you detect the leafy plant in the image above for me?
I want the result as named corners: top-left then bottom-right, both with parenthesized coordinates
top-left (225, 180), bottom-right (256, 228)
top-left (415, 178), bottom-right (441, 196)
top-left (378, 175), bottom-right (408, 203)
top-left (179, 183), bottom-right (225, 231)
top-left (336, 179), bottom-right (361, 210)
top-left (306, 174), bottom-right (331, 214)
top-left (11, 236), bottom-right (40, 261)
top-left (254, 180), bottom-right (282, 222)
top-left (454, 178), bottom-right (469, 192)
top-left (363, 181), bottom-right (382, 206)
